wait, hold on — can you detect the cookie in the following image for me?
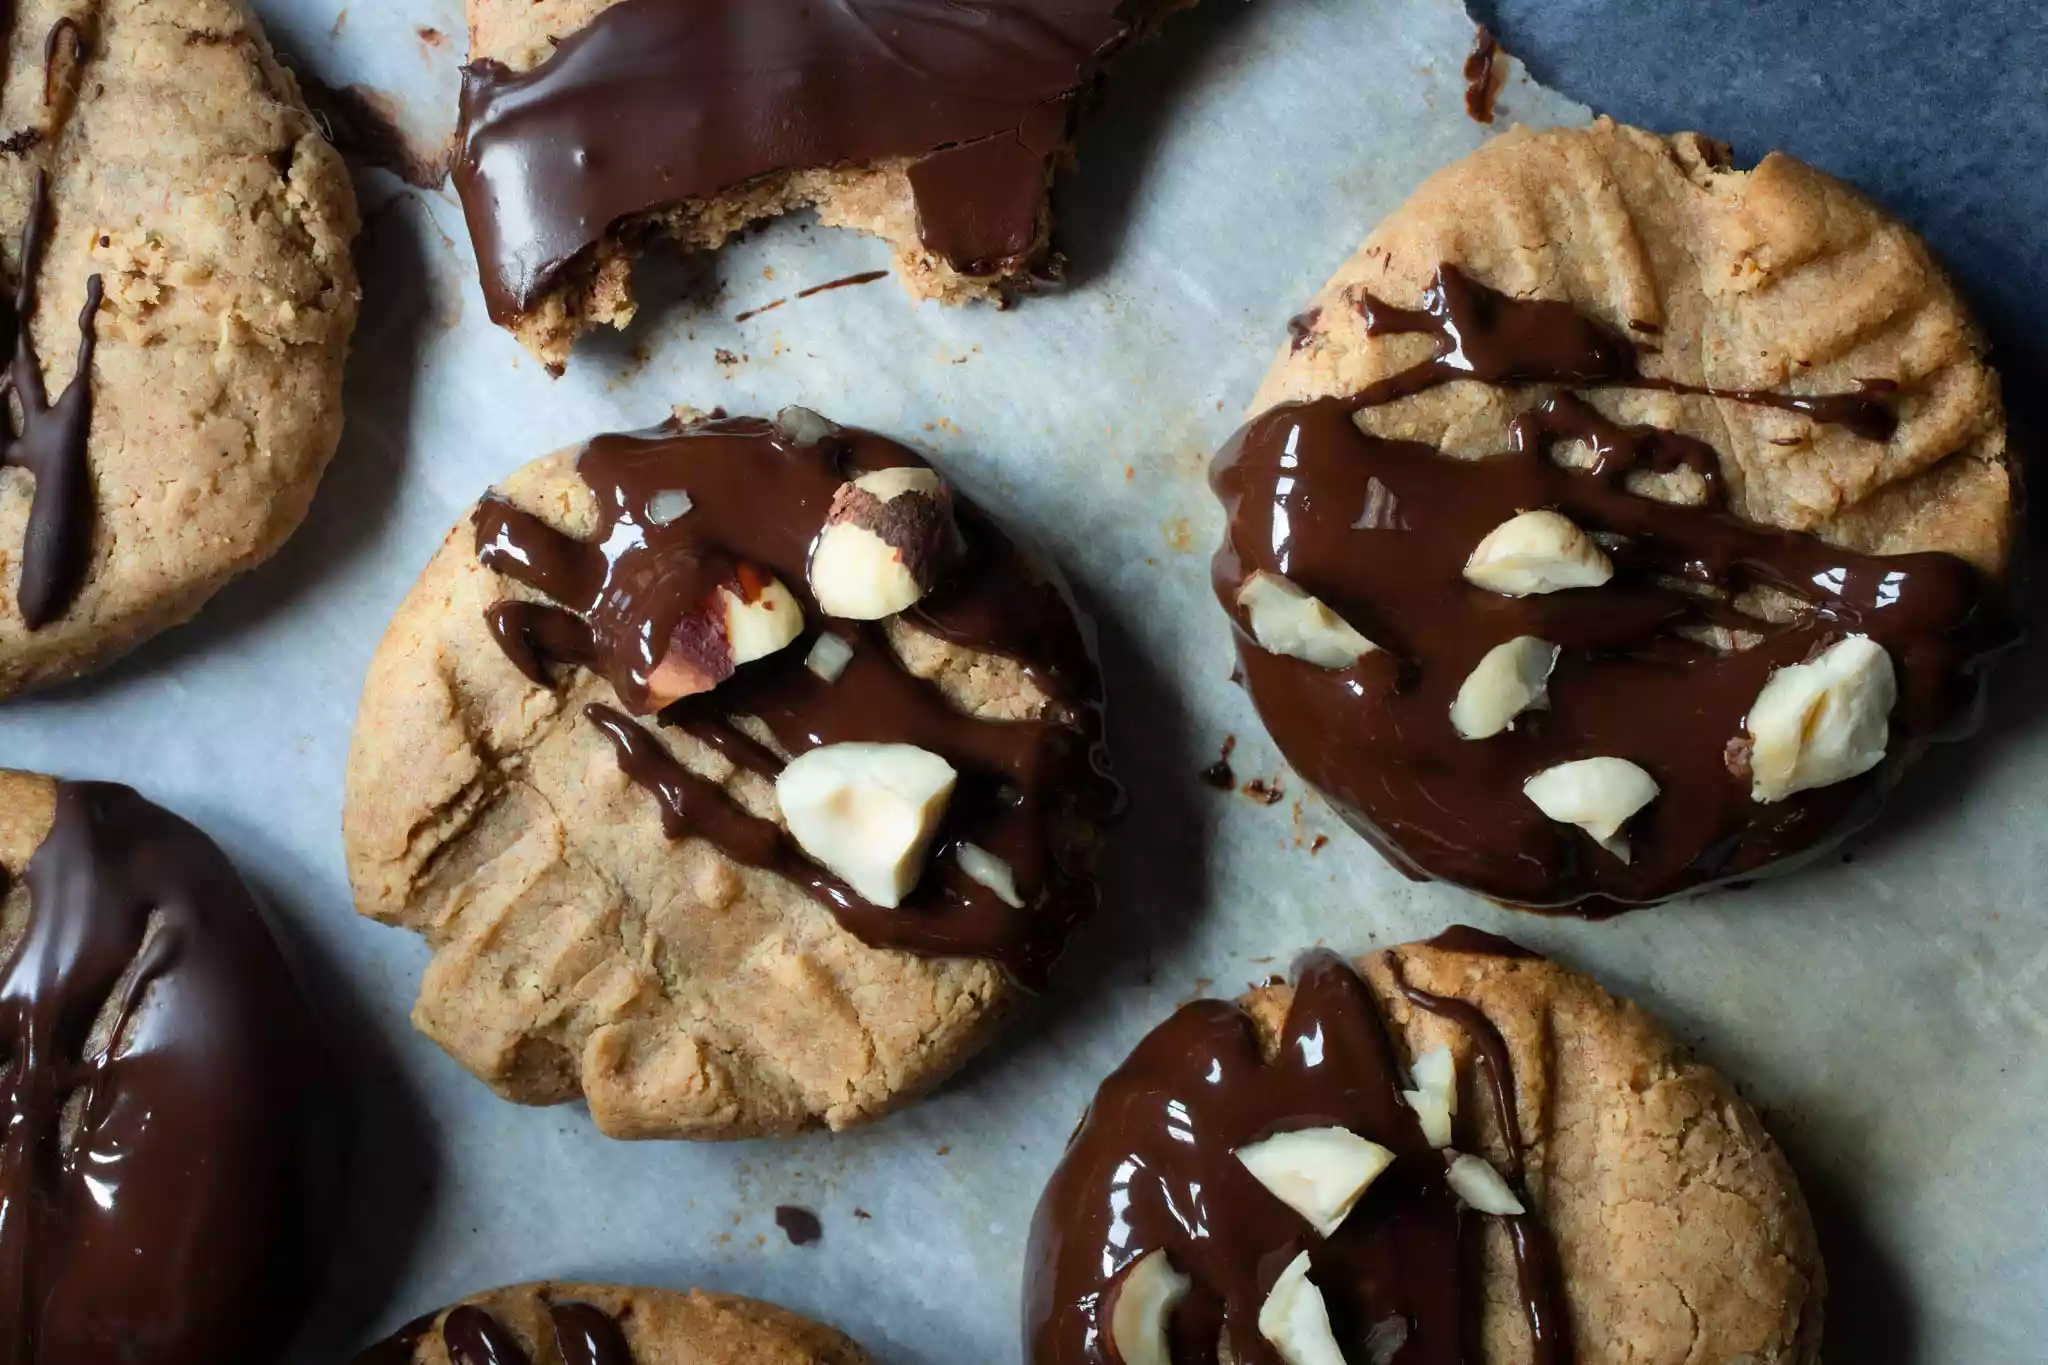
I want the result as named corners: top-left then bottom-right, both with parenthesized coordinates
top-left (453, 0), bottom-right (1192, 369)
top-left (0, 771), bottom-right (336, 1364)
top-left (343, 408), bottom-right (1117, 1139)
top-left (355, 1281), bottom-right (871, 1365)
top-left (1211, 118), bottom-right (2015, 910)
top-left (1026, 929), bottom-right (1823, 1364)
top-left (0, 0), bottom-right (359, 696)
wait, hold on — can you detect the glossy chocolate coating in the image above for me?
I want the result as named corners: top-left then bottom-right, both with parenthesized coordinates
top-left (473, 414), bottom-right (1117, 986)
top-left (2, 169), bottom-right (103, 629)
top-left (1212, 266), bottom-right (2009, 909)
top-left (454, 0), bottom-right (1162, 323)
top-left (1025, 948), bottom-right (1566, 1364)
top-left (358, 1299), bottom-right (632, 1365)
top-left (0, 781), bottom-right (333, 1365)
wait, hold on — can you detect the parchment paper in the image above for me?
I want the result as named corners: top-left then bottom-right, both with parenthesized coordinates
top-left (3, 0), bottom-right (2043, 1359)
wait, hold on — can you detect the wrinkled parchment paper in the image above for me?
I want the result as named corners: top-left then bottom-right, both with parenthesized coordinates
top-left (4, 0), bottom-right (2042, 1358)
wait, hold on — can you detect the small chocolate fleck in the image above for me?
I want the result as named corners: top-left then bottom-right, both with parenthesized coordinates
top-left (1463, 24), bottom-right (1505, 124)
top-left (1241, 776), bottom-right (1284, 805)
top-left (1199, 734), bottom-right (1237, 790)
top-left (774, 1205), bottom-right (822, 1246)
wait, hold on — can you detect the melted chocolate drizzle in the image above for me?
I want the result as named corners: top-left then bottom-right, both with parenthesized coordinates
top-left (361, 1300), bottom-right (633, 1365)
top-left (1394, 967), bottom-right (1567, 1364)
top-left (473, 415), bottom-right (1116, 986)
top-left (0, 781), bottom-right (333, 1365)
top-left (454, 0), bottom-right (1164, 323)
top-left (1212, 266), bottom-right (2009, 908)
top-left (1025, 949), bottom-right (1568, 1364)
top-left (1352, 265), bottom-right (1900, 441)
top-left (2, 170), bottom-right (103, 629)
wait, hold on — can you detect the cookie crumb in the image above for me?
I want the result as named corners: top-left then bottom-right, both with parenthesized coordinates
top-left (1242, 776), bottom-right (1285, 805)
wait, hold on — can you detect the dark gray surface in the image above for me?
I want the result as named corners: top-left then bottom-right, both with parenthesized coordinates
top-left (1481, 0), bottom-right (2046, 377)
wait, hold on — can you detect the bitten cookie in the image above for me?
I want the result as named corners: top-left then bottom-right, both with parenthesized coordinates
top-left (452, 0), bottom-right (1192, 368)
top-left (0, 0), bottom-right (359, 695)
top-left (1211, 118), bottom-right (2014, 910)
top-left (0, 770), bottom-right (337, 1364)
top-left (355, 1281), bottom-right (870, 1365)
top-left (1027, 929), bottom-right (1824, 1365)
top-left (343, 407), bottom-right (1117, 1139)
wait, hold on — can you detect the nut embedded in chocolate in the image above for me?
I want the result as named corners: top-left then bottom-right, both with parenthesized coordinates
top-left (1106, 1249), bottom-right (1190, 1365)
top-left (1745, 634), bottom-right (1896, 803)
top-left (775, 741), bottom-right (958, 907)
top-left (1236, 570), bottom-right (1377, 668)
top-left (809, 467), bottom-right (960, 620)
top-left (643, 568), bottom-right (804, 707)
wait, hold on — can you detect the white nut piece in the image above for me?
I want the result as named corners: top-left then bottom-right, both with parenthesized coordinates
top-left (1107, 1249), bottom-right (1191, 1365)
top-left (805, 632), bottom-right (854, 682)
top-left (775, 742), bottom-right (957, 908)
top-left (1256, 1251), bottom-right (1346, 1365)
top-left (1746, 634), bottom-right (1897, 803)
top-left (1449, 636), bottom-right (1560, 739)
top-left (1400, 1043), bottom-right (1458, 1148)
top-left (1234, 1126), bottom-right (1395, 1237)
top-left (809, 467), bottom-right (958, 620)
top-left (954, 842), bottom-right (1025, 908)
top-left (1236, 571), bottom-right (1377, 669)
top-left (1462, 510), bottom-right (1613, 596)
top-left (644, 571), bottom-right (805, 708)
top-left (1445, 1152), bottom-right (1526, 1216)
top-left (722, 577), bottom-right (806, 665)
top-left (1522, 756), bottom-right (1658, 862)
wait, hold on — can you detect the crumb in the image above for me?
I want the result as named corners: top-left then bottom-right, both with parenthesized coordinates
top-left (1161, 517), bottom-right (1192, 552)
top-left (935, 1145), bottom-right (951, 1156)
top-left (763, 266), bottom-right (776, 280)
top-left (417, 25), bottom-right (445, 46)
top-left (1241, 776), bottom-right (1285, 805)
top-left (329, 7), bottom-right (347, 37)
top-left (1124, 465), bottom-right (1135, 479)
top-left (854, 1208), bottom-right (872, 1220)
top-left (1310, 835), bottom-right (1328, 853)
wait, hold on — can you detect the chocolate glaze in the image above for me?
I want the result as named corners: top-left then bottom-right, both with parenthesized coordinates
top-left (1212, 266), bottom-right (2010, 909)
top-left (2, 170), bottom-right (103, 629)
top-left (1351, 265), bottom-right (1901, 442)
top-left (0, 781), bottom-right (333, 1365)
top-left (1422, 924), bottom-right (1541, 960)
top-left (1394, 967), bottom-right (1567, 1364)
top-left (1025, 949), bottom-right (1566, 1364)
top-left (473, 414), bottom-right (1117, 986)
top-left (364, 1300), bottom-right (632, 1365)
top-left (455, 0), bottom-right (1165, 324)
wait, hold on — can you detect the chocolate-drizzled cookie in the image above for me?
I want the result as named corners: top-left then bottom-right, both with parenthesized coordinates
top-left (355, 1281), bottom-right (871, 1365)
top-left (343, 408), bottom-right (1118, 1138)
top-left (1214, 120), bottom-right (2015, 910)
top-left (0, 772), bottom-right (336, 1365)
top-left (1025, 932), bottom-right (1824, 1364)
top-left (453, 0), bottom-right (1193, 366)
top-left (0, 0), bottom-right (358, 697)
